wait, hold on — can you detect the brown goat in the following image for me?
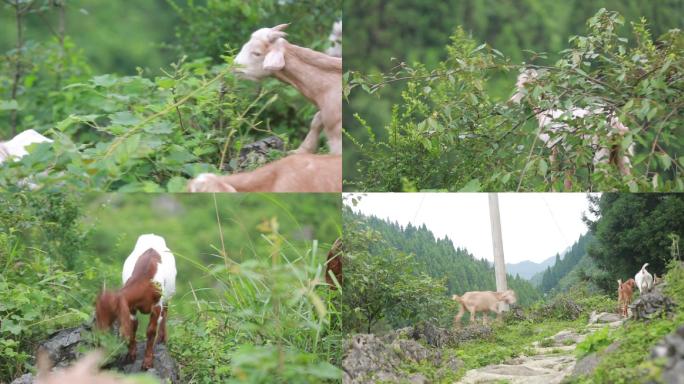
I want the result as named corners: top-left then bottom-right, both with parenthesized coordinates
top-left (617, 278), bottom-right (636, 318)
top-left (325, 238), bottom-right (343, 289)
top-left (95, 242), bottom-right (176, 370)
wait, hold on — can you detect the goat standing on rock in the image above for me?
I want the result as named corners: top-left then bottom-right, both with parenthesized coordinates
top-left (95, 234), bottom-right (177, 370)
top-left (234, 24), bottom-right (342, 155)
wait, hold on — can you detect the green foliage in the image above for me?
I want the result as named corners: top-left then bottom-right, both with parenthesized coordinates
top-left (584, 193), bottom-right (684, 291)
top-left (346, 9), bottom-right (684, 191)
top-left (0, 195), bottom-right (94, 380)
top-left (168, 0), bottom-right (341, 63)
top-left (342, 214), bottom-right (453, 333)
top-left (539, 233), bottom-right (592, 293)
top-left (1, 1), bottom-right (339, 191)
top-left (576, 326), bottom-right (614, 358)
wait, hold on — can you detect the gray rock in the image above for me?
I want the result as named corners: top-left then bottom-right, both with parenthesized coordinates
top-left (651, 324), bottom-right (684, 384)
top-left (588, 311), bottom-right (622, 324)
top-left (342, 328), bottom-right (464, 384)
top-left (10, 373), bottom-right (34, 384)
top-left (631, 290), bottom-right (677, 321)
top-left (9, 324), bottom-right (178, 384)
top-left (571, 340), bottom-right (621, 377)
top-left (222, 136), bottom-right (285, 172)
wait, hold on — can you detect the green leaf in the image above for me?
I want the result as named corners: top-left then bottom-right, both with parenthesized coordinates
top-left (110, 111), bottom-right (140, 126)
top-left (166, 176), bottom-right (188, 192)
top-left (0, 100), bottom-right (19, 111)
top-left (458, 178), bottom-right (481, 192)
top-left (538, 159), bottom-right (548, 176)
top-left (92, 74), bottom-right (118, 87)
top-left (143, 121), bottom-right (173, 134)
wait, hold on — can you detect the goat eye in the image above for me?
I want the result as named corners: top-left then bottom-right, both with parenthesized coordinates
top-left (252, 52), bottom-right (262, 57)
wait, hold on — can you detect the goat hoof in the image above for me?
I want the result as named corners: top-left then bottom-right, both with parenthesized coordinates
top-left (141, 359), bottom-right (153, 370)
top-left (125, 352), bottom-right (136, 363)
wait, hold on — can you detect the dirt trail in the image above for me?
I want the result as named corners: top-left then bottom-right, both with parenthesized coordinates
top-left (457, 312), bottom-right (624, 384)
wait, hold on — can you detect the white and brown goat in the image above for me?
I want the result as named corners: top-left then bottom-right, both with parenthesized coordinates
top-left (94, 234), bottom-right (176, 370)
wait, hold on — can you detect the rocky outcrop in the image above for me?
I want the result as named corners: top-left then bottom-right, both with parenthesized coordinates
top-left (342, 325), bottom-right (464, 384)
top-left (460, 354), bottom-right (576, 384)
top-left (10, 324), bottom-right (179, 384)
top-left (651, 324), bottom-right (684, 384)
top-left (631, 290), bottom-right (677, 321)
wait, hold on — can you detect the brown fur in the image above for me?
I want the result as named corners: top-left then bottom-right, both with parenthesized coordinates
top-left (187, 154), bottom-right (341, 193)
top-left (325, 238), bottom-right (343, 289)
top-left (95, 249), bottom-right (167, 370)
top-left (617, 278), bottom-right (636, 318)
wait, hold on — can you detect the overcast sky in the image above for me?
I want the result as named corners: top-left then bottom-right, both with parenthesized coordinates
top-left (345, 193), bottom-right (597, 264)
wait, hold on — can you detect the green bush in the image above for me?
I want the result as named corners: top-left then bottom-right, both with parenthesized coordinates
top-left (346, 9), bottom-right (683, 192)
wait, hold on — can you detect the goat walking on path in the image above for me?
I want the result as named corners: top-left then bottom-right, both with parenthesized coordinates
top-left (452, 290), bottom-right (517, 327)
top-left (95, 234), bottom-right (176, 370)
top-left (617, 278), bottom-right (636, 318)
top-left (234, 24), bottom-right (342, 155)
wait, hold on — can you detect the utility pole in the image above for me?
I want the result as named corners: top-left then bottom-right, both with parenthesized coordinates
top-left (488, 193), bottom-right (509, 311)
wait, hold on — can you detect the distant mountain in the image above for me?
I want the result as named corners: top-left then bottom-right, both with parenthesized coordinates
top-left (506, 256), bottom-right (557, 280)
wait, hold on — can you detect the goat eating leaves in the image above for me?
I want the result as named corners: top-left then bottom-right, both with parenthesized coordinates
top-left (95, 234), bottom-right (176, 370)
top-left (234, 24), bottom-right (342, 155)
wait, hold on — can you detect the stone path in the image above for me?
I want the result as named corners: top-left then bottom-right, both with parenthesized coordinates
top-left (457, 312), bottom-right (624, 384)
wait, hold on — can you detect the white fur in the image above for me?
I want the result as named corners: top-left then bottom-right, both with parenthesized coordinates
top-left (634, 262), bottom-right (654, 294)
top-left (122, 234), bottom-right (177, 301)
top-left (326, 20), bottom-right (342, 58)
top-left (0, 129), bottom-right (52, 163)
top-left (510, 69), bottom-right (634, 173)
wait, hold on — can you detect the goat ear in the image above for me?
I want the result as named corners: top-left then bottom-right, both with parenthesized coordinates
top-left (263, 47), bottom-right (285, 71)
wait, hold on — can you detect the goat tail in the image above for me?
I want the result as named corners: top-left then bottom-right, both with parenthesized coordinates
top-left (618, 279), bottom-right (622, 287)
top-left (641, 263), bottom-right (650, 272)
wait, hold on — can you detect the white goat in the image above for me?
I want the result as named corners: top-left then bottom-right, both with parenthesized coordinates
top-left (234, 24), bottom-right (342, 155)
top-left (452, 290), bottom-right (517, 326)
top-left (187, 153), bottom-right (341, 193)
top-left (510, 69), bottom-right (634, 188)
top-left (0, 129), bottom-right (52, 163)
top-left (634, 262), bottom-right (654, 294)
top-left (325, 20), bottom-right (342, 58)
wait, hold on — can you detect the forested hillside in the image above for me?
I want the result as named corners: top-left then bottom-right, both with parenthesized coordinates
top-left (344, 208), bottom-right (542, 306)
top-left (538, 232), bottom-right (593, 293)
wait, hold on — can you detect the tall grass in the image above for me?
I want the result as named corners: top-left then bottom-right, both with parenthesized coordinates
top-left (167, 197), bottom-right (342, 383)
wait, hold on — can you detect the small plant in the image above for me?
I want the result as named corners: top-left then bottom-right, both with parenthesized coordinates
top-left (576, 327), bottom-right (614, 358)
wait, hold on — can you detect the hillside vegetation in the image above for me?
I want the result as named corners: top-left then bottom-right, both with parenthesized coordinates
top-left (0, 1), bottom-right (340, 192)
top-left (344, 5), bottom-right (683, 191)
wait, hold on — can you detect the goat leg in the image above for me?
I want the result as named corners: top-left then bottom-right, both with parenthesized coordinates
top-left (294, 112), bottom-right (323, 154)
top-left (454, 305), bottom-right (465, 328)
top-left (142, 305), bottom-right (161, 370)
top-left (157, 305), bottom-right (168, 344)
top-left (127, 315), bottom-right (138, 362)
